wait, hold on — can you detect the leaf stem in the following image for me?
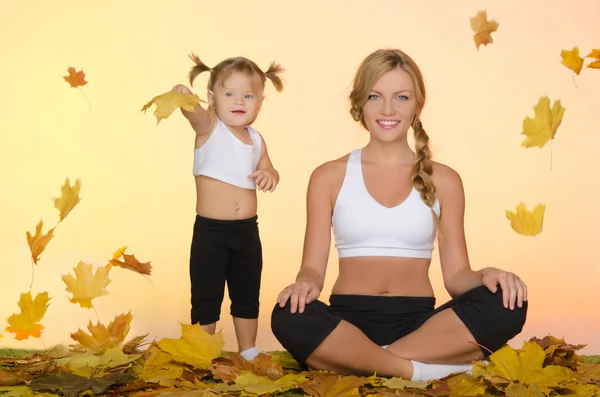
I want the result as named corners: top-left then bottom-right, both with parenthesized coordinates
top-left (550, 139), bottom-right (554, 171)
top-left (93, 305), bottom-right (101, 323)
top-left (78, 87), bottom-right (92, 111)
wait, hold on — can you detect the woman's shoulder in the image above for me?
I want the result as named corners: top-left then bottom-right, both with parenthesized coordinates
top-left (307, 152), bottom-right (353, 192)
top-left (431, 161), bottom-right (465, 197)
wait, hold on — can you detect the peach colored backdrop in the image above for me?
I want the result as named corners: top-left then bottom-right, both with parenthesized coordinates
top-left (1, 0), bottom-right (599, 354)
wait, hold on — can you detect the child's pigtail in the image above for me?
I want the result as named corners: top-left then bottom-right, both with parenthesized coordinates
top-left (264, 62), bottom-right (284, 92)
top-left (188, 52), bottom-right (212, 87)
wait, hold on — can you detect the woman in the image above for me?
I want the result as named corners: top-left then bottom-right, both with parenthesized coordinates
top-left (271, 48), bottom-right (527, 381)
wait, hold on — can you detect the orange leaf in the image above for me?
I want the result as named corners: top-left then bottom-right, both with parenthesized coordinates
top-left (63, 67), bottom-right (88, 88)
top-left (560, 47), bottom-right (584, 75)
top-left (585, 49), bottom-right (600, 69)
top-left (109, 251), bottom-right (152, 276)
top-left (5, 291), bottom-right (51, 341)
top-left (26, 219), bottom-right (56, 265)
top-left (70, 312), bottom-right (133, 353)
top-left (470, 10), bottom-right (499, 50)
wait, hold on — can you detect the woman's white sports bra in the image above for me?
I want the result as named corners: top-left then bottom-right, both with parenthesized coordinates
top-left (332, 148), bottom-right (440, 259)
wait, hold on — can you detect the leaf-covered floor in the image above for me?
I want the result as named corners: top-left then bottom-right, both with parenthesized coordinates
top-left (0, 332), bottom-right (598, 397)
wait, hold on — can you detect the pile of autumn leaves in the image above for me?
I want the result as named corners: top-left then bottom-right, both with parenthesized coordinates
top-left (1, 329), bottom-right (599, 396)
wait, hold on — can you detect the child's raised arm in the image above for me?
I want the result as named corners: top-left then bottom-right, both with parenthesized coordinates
top-left (172, 84), bottom-right (214, 136)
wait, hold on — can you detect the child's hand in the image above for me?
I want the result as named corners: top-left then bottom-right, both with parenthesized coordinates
top-left (172, 84), bottom-right (193, 94)
top-left (249, 168), bottom-right (278, 192)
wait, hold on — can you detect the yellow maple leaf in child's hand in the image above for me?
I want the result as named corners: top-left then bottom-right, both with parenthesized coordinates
top-left (70, 312), bottom-right (133, 353)
top-left (26, 219), bottom-right (56, 265)
top-left (157, 323), bottom-right (224, 369)
top-left (470, 10), bottom-right (499, 50)
top-left (62, 261), bottom-right (111, 308)
top-left (141, 91), bottom-right (206, 125)
top-left (520, 96), bottom-right (565, 149)
top-left (505, 202), bottom-right (545, 236)
top-left (560, 47), bottom-right (584, 75)
top-left (53, 178), bottom-right (81, 222)
top-left (585, 49), bottom-right (600, 69)
top-left (5, 291), bottom-right (51, 340)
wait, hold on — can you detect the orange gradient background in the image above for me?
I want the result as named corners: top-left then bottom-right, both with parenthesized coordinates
top-left (1, 0), bottom-right (599, 354)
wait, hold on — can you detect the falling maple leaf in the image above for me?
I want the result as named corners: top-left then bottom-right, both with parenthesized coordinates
top-left (53, 178), bottom-right (81, 222)
top-left (141, 90), bottom-right (206, 125)
top-left (470, 10), bottom-right (499, 50)
top-left (521, 96), bottom-right (565, 149)
top-left (70, 312), bottom-right (133, 353)
top-left (561, 47), bottom-right (584, 75)
top-left (5, 291), bottom-right (51, 340)
top-left (62, 261), bottom-right (111, 309)
top-left (585, 49), bottom-right (600, 69)
top-left (156, 323), bottom-right (224, 369)
top-left (63, 67), bottom-right (87, 88)
top-left (109, 249), bottom-right (152, 276)
top-left (26, 219), bottom-right (56, 265)
top-left (505, 202), bottom-right (545, 236)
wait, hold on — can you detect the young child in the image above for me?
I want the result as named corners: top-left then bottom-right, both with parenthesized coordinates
top-left (172, 53), bottom-right (284, 361)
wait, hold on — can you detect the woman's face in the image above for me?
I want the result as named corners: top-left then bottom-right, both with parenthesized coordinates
top-left (362, 68), bottom-right (419, 143)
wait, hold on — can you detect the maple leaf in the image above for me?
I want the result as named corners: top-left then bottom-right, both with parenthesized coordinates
top-left (109, 249), bottom-right (152, 276)
top-left (26, 219), bottom-right (56, 265)
top-left (63, 67), bottom-right (88, 88)
top-left (214, 371), bottom-right (286, 395)
top-left (70, 312), bottom-right (133, 353)
top-left (5, 291), bottom-right (51, 340)
top-left (561, 47), bottom-right (584, 75)
top-left (62, 261), bottom-right (111, 309)
top-left (29, 372), bottom-right (134, 397)
top-left (53, 178), bottom-right (81, 222)
top-left (302, 374), bottom-right (368, 397)
top-left (585, 49), bottom-right (600, 69)
top-left (140, 344), bottom-right (184, 384)
top-left (473, 342), bottom-right (572, 394)
top-left (470, 10), bottom-right (499, 50)
top-left (505, 202), bottom-right (545, 237)
top-left (156, 323), bottom-right (224, 369)
top-left (141, 91), bottom-right (206, 125)
top-left (520, 96), bottom-right (565, 149)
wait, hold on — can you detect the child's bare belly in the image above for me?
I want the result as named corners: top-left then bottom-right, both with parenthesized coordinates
top-left (195, 176), bottom-right (258, 220)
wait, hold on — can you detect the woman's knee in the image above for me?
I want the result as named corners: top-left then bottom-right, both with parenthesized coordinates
top-left (455, 286), bottom-right (528, 353)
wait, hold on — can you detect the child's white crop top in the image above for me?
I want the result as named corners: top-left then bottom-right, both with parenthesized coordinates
top-left (193, 118), bottom-right (262, 190)
top-left (332, 148), bottom-right (441, 259)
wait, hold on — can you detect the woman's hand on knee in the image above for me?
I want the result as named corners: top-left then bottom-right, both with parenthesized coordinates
top-left (481, 267), bottom-right (527, 310)
top-left (277, 282), bottom-right (321, 314)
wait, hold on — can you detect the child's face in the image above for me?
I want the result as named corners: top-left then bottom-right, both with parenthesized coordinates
top-left (208, 72), bottom-right (264, 128)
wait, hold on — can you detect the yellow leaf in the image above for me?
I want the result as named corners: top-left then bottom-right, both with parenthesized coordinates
top-left (470, 10), bottom-right (499, 50)
top-left (478, 342), bottom-right (572, 394)
top-left (585, 49), bottom-right (600, 69)
top-left (140, 344), bottom-right (184, 383)
top-left (214, 371), bottom-right (285, 395)
top-left (382, 377), bottom-right (429, 389)
top-left (561, 47), bottom-right (584, 75)
top-left (447, 375), bottom-right (487, 397)
top-left (505, 202), bottom-right (545, 236)
top-left (302, 374), bottom-right (368, 397)
top-left (26, 219), bottom-right (56, 265)
top-left (5, 291), bottom-right (51, 340)
top-left (62, 261), bottom-right (111, 308)
top-left (505, 382), bottom-right (545, 397)
top-left (520, 96), bottom-right (565, 149)
top-left (112, 246), bottom-right (127, 260)
top-left (70, 312), bottom-right (133, 353)
top-left (52, 178), bottom-right (81, 222)
top-left (156, 323), bottom-right (224, 369)
top-left (141, 91), bottom-right (206, 125)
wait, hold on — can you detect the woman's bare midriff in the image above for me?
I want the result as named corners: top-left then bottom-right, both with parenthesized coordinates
top-left (331, 256), bottom-right (435, 297)
top-left (195, 175), bottom-right (257, 220)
